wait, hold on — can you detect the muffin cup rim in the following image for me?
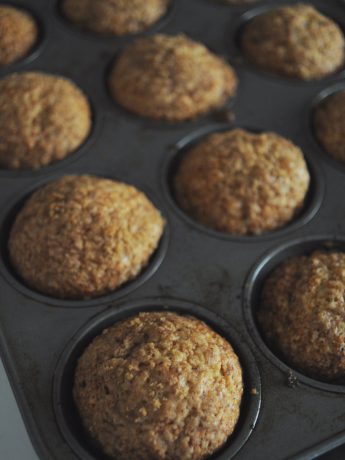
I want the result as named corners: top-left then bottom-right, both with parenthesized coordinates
top-left (0, 173), bottom-right (170, 307)
top-left (0, 0), bottom-right (47, 74)
top-left (161, 123), bottom-right (325, 242)
top-left (243, 234), bottom-right (345, 393)
top-left (53, 297), bottom-right (262, 460)
top-left (227, 0), bottom-right (345, 86)
top-left (308, 81), bottom-right (345, 175)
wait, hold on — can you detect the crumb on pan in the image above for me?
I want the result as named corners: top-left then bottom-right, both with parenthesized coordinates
top-left (109, 33), bottom-right (237, 121)
top-left (258, 250), bottom-right (345, 381)
top-left (173, 129), bottom-right (310, 235)
top-left (8, 175), bottom-right (165, 299)
top-left (74, 311), bottom-right (243, 460)
top-left (241, 4), bottom-right (345, 80)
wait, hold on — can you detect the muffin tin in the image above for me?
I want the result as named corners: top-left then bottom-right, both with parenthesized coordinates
top-left (0, 0), bottom-right (345, 459)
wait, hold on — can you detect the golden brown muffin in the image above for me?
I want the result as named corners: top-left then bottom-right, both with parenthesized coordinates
top-left (313, 90), bottom-right (345, 164)
top-left (258, 251), bottom-right (345, 381)
top-left (61, 0), bottom-right (169, 36)
top-left (241, 4), bottom-right (345, 80)
top-left (8, 175), bottom-right (165, 299)
top-left (0, 6), bottom-right (38, 67)
top-left (74, 311), bottom-right (243, 460)
top-left (109, 34), bottom-right (237, 121)
top-left (173, 129), bottom-right (310, 235)
top-left (0, 72), bottom-right (91, 170)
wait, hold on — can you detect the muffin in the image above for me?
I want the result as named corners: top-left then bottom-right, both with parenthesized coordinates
top-left (258, 251), bottom-right (345, 381)
top-left (0, 6), bottom-right (38, 67)
top-left (313, 90), bottom-right (345, 164)
top-left (0, 72), bottom-right (91, 170)
top-left (61, 0), bottom-right (170, 36)
top-left (8, 175), bottom-right (165, 299)
top-left (109, 34), bottom-right (237, 121)
top-left (241, 4), bottom-right (345, 80)
top-left (173, 129), bottom-right (310, 235)
top-left (74, 311), bottom-right (243, 460)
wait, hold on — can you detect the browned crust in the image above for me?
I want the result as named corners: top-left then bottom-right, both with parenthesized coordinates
top-left (0, 6), bottom-right (37, 67)
top-left (61, 0), bottom-right (170, 36)
top-left (109, 34), bottom-right (237, 121)
top-left (74, 311), bottom-right (243, 460)
top-left (0, 72), bottom-right (92, 170)
top-left (314, 90), bottom-right (345, 164)
top-left (241, 4), bottom-right (345, 80)
top-left (258, 251), bottom-right (345, 381)
top-left (8, 175), bottom-right (165, 299)
top-left (173, 129), bottom-right (310, 235)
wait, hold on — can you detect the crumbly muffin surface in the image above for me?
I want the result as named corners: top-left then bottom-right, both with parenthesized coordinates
top-left (0, 72), bottom-right (91, 170)
top-left (0, 6), bottom-right (37, 67)
top-left (258, 251), bottom-right (345, 381)
top-left (74, 311), bottom-right (243, 460)
top-left (62, 0), bottom-right (169, 36)
top-left (173, 129), bottom-right (310, 235)
top-left (241, 4), bottom-right (345, 80)
top-left (9, 175), bottom-right (165, 299)
top-left (109, 34), bottom-right (237, 121)
top-left (314, 90), bottom-right (345, 164)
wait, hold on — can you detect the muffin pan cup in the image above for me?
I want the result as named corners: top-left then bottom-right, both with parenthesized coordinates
top-left (53, 299), bottom-right (261, 460)
top-left (0, 0), bottom-right (345, 459)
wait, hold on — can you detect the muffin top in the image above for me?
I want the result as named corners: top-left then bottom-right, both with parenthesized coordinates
top-left (9, 175), bottom-right (165, 299)
top-left (0, 5), bottom-right (38, 67)
top-left (0, 72), bottom-right (91, 170)
top-left (61, 0), bottom-right (169, 36)
top-left (241, 4), bottom-right (345, 80)
top-left (314, 90), bottom-right (345, 164)
top-left (173, 129), bottom-right (310, 235)
top-left (109, 34), bottom-right (237, 121)
top-left (74, 311), bottom-right (243, 460)
top-left (258, 251), bottom-right (345, 381)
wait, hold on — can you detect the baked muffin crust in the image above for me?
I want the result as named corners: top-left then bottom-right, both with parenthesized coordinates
top-left (0, 72), bottom-right (91, 170)
top-left (173, 129), bottom-right (310, 235)
top-left (0, 6), bottom-right (37, 67)
top-left (61, 0), bottom-right (169, 36)
top-left (241, 4), bottom-right (345, 80)
top-left (314, 90), bottom-right (345, 164)
top-left (9, 175), bottom-right (165, 299)
top-left (74, 311), bottom-right (243, 460)
top-left (258, 251), bottom-right (345, 381)
top-left (109, 34), bottom-right (237, 121)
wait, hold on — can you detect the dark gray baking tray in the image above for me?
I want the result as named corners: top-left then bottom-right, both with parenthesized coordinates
top-left (0, 0), bottom-right (345, 459)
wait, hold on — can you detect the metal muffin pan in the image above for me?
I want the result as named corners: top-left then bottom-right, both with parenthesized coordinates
top-left (0, 0), bottom-right (345, 459)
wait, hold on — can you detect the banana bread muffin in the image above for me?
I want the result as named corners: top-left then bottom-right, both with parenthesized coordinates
top-left (109, 34), bottom-right (237, 121)
top-left (313, 89), bottom-right (345, 164)
top-left (241, 4), bottom-right (345, 80)
top-left (61, 0), bottom-right (169, 36)
top-left (173, 129), bottom-right (310, 235)
top-left (74, 311), bottom-right (243, 460)
top-left (0, 72), bottom-right (91, 170)
top-left (0, 5), bottom-right (38, 67)
top-left (8, 175), bottom-right (165, 299)
top-left (258, 251), bottom-right (345, 382)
